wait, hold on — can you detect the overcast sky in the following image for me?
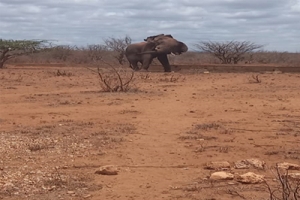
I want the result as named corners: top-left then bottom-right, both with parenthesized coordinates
top-left (0, 0), bottom-right (299, 52)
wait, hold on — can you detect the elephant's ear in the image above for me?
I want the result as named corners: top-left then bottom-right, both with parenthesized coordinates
top-left (138, 42), bottom-right (159, 54)
top-left (143, 41), bottom-right (156, 51)
top-left (164, 34), bottom-right (173, 38)
top-left (144, 34), bottom-right (165, 42)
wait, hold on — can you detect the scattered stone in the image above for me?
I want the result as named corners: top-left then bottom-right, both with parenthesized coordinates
top-left (67, 191), bottom-right (75, 194)
top-left (236, 172), bottom-right (264, 184)
top-left (277, 162), bottom-right (300, 170)
top-left (48, 186), bottom-right (56, 191)
top-left (95, 165), bottom-right (119, 175)
top-left (204, 161), bottom-right (231, 170)
top-left (2, 182), bottom-right (16, 192)
top-left (234, 160), bottom-right (249, 169)
top-left (246, 158), bottom-right (265, 169)
top-left (228, 181), bottom-right (236, 185)
top-left (273, 70), bottom-right (282, 74)
top-left (235, 158), bottom-right (265, 169)
top-left (83, 194), bottom-right (92, 199)
top-left (288, 173), bottom-right (300, 180)
top-left (210, 172), bottom-right (234, 181)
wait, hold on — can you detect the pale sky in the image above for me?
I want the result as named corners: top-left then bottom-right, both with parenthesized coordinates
top-left (1, 0), bottom-right (300, 52)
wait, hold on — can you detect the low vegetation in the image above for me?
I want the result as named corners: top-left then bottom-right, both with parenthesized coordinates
top-left (1, 36), bottom-right (299, 68)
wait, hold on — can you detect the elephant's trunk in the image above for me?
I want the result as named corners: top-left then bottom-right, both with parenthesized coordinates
top-left (180, 42), bottom-right (188, 53)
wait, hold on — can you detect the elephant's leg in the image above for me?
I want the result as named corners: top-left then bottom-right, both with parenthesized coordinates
top-left (157, 54), bottom-right (171, 72)
top-left (141, 56), bottom-right (153, 71)
top-left (130, 61), bottom-right (140, 71)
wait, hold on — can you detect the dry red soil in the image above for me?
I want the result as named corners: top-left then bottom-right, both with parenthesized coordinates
top-left (1, 66), bottom-right (300, 200)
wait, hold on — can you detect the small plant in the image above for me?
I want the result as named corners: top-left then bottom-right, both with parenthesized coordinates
top-left (27, 143), bottom-right (45, 152)
top-left (44, 167), bottom-right (67, 188)
top-left (218, 146), bottom-right (229, 153)
top-left (194, 123), bottom-right (221, 130)
top-left (26, 138), bottom-right (49, 152)
top-left (159, 74), bottom-right (185, 82)
top-left (140, 73), bottom-right (151, 80)
top-left (170, 75), bottom-right (180, 82)
top-left (194, 142), bottom-right (207, 152)
top-left (179, 131), bottom-right (217, 141)
top-left (59, 100), bottom-right (71, 105)
top-left (56, 70), bottom-right (73, 77)
top-left (85, 64), bottom-right (136, 92)
top-left (249, 74), bottom-right (261, 83)
top-left (14, 75), bottom-right (23, 82)
top-left (96, 67), bottom-right (135, 92)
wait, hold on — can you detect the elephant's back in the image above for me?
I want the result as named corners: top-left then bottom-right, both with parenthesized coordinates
top-left (125, 42), bottom-right (146, 55)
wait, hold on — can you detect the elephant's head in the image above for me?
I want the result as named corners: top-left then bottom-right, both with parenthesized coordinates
top-left (142, 34), bottom-right (188, 55)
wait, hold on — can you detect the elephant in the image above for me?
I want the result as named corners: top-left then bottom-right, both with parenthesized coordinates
top-left (125, 34), bottom-right (188, 72)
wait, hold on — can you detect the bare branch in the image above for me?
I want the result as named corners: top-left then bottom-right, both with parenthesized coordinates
top-left (264, 164), bottom-right (300, 200)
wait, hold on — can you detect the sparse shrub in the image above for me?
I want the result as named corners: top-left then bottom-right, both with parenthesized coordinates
top-left (50, 45), bottom-right (74, 61)
top-left (96, 67), bottom-right (135, 92)
top-left (194, 142), bottom-right (207, 152)
top-left (159, 74), bottom-right (185, 82)
top-left (218, 146), bottom-right (229, 153)
top-left (194, 123), bottom-right (221, 130)
top-left (179, 131), bottom-right (217, 141)
top-left (27, 143), bottom-right (46, 152)
top-left (55, 70), bottom-right (73, 77)
top-left (3, 38), bottom-right (299, 69)
top-left (264, 165), bottom-right (300, 200)
top-left (139, 73), bottom-right (151, 80)
top-left (104, 35), bottom-right (131, 65)
top-left (43, 168), bottom-right (67, 188)
top-left (194, 40), bottom-right (263, 64)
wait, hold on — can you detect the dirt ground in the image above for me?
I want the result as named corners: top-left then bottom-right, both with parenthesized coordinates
top-left (1, 66), bottom-right (300, 200)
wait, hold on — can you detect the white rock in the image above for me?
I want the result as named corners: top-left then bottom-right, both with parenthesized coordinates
top-left (277, 162), bottom-right (300, 170)
top-left (235, 158), bottom-right (265, 169)
top-left (246, 158), bottom-right (265, 169)
top-left (234, 160), bottom-right (249, 169)
top-left (95, 165), bottom-right (119, 175)
top-left (204, 161), bottom-right (231, 170)
top-left (236, 172), bottom-right (264, 184)
top-left (287, 173), bottom-right (300, 180)
top-left (210, 172), bottom-right (234, 180)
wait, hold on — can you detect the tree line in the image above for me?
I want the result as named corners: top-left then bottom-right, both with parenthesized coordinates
top-left (0, 36), bottom-right (270, 68)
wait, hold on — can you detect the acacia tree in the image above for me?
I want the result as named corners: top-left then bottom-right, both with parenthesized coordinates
top-left (104, 36), bottom-right (131, 65)
top-left (0, 39), bottom-right (49, 68)
top-left (194, 41), bottom-right (263, 64)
